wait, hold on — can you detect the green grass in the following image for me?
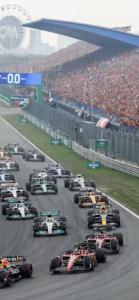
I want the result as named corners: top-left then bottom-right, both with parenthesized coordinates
top-left (3, 114), bottom-right (139, 214)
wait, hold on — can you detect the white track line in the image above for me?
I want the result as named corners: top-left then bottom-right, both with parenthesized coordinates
top-left (1, 116), bottom-right (139, 220)
top-left (106, 195), bottom-right (139, 220)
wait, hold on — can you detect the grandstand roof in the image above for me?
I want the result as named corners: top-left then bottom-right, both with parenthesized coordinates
top-left (24, 19), bottom-right (139, 48)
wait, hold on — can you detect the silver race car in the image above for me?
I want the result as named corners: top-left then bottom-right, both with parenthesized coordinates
top-left (33, 211), bottom-right (67, 236)
top-left (2, 199), bottom-right (38, 220)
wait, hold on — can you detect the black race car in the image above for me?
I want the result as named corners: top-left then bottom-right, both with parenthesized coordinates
top-left (23, 150), bottom-right (45, 162)
top-left (0, 256), bottom-right (33, 287)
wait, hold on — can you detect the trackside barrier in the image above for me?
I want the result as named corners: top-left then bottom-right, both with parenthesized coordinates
top-left (0, 95), bottom-right (11, 107)
top-left (72, 142), bottom-right (139, 177)
top-left (23, 112), bottom-right (139, 178)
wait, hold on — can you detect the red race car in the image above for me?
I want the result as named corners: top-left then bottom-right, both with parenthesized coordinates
top-left (86, 231), bottom-right (123, 254)
top-left (49, 242), bottom-right (106, 273)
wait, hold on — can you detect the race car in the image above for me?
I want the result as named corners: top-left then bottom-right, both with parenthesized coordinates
top-left (26, 178), bottom-right (58, 195)
top-left (0, 181), bottom-right (18, 192)
top-left (0, 149), bottom-right (11, 160)
top-left (64, 174), bottom-right (96, 190)
top-left (0, 256), bottom-right (33, 287)
top-left (0, 171), bottom-right (15, 184)
top-left (46, 163), bottom-right (74, 178)
top-left (86, 230), bottom-right (123, 254)
top-left (2, 199), bottom-right (38, 220)
top-left (0, 160), bottom-right (19, 171)
top-left (87, 206), bottom-right (121, 229)
top-left (1, 197), bottom-right (27, 214)
top-left (74, 190), bottom-right (109, 207)
top-left (23, 150), bottom-right (45, 162)
top-left (0, 186), bottom-right (29, 202)
top-left (33, 211), bottom-right (67, 236)
top-left (49, 241), bottom-right (106, 273)
top-left (27, 169), bottom-right (57, 186)
top-left (4, 143), bottom-right (25, 155)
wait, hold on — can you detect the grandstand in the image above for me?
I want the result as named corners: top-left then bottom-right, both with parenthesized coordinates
top-left (7, 40), bottom-right (139, 129)
top-left (1, 20), bottom-right (139, 130)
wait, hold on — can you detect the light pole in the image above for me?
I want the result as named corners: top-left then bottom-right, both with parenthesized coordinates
top-left (84, 76), bottom-right (93, 122)
top-left (88, 75), bottom-right (93, 122)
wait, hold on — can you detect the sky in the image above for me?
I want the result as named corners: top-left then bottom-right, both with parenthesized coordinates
top-left (0, 0), bottom-right (139, 46)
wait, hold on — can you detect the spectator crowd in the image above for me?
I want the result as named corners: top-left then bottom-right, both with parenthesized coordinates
top-left (3, 40), bottom-right (139, 129)
top-left (48, 47), bottom-right (139, 128)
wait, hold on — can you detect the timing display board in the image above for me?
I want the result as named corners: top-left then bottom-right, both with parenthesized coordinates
top-left (0, 72), bottom-right (42, 86)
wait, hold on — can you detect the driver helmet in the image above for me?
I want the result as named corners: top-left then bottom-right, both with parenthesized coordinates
top-left (0, 258), bottom-right (10, 268)
top-left (101, 205), bottom-right (106, 213)
top-left (77, 174), bottom-right (82, 178)
top-left (47, 215), bottom-right (53, 222)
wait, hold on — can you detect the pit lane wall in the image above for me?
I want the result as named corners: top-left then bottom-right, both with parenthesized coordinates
top-left (22, 111), bottom-right (139, 178)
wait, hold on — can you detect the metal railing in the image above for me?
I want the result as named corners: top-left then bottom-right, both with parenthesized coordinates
top-left (72, 142), bottom-right (139, 177)
top-left (0, 95), bottom-right (11, 107)
top-left (23, 112), bottom-right (139, 178)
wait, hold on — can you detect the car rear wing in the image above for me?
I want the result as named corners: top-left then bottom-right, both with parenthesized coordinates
top-left (93, 224), bottom-right (116, 231)
top-left (40, 210), bottom-right (60, 217)
top-left (0, 182), bottom-right (18, 189)
top-left (8, 199), bottom-right (32, 205)
top-left (0, 256), bottom-right (26, 263)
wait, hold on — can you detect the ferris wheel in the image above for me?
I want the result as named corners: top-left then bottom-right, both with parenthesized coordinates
top-left (0, 4), bottom-right (32, 51)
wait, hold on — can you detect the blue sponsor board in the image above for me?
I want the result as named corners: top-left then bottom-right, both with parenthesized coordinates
top-left (0, 72), bottom-right (42, 86)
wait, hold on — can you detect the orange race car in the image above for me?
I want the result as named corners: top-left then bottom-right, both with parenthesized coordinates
top-left (0, 149), bottom-right (11, 160)
top-left (74, 190), bottom-right (109, 208)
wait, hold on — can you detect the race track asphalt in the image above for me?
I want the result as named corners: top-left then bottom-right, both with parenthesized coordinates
top-left (0, 114), bottom-right (139, 300)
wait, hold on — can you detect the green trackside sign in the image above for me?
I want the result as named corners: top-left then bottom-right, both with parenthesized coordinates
top-left (19, 116), bottom-right (28, 123)
top-left (86, 160), bottom-right (102, 169)
top-left (50, 138), bottom-right (61, 145)
top-left (95, 139), bottom-right (109, 155)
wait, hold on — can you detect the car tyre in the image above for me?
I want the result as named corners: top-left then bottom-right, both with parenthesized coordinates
top-left (84, 256), bottom-right (94, 271)
top-left (96, 248), bottom-right (107, 262)
top-left (49, 257), bottom-right (61, 273)
top-left (20, 263), bottom-right (33, 277)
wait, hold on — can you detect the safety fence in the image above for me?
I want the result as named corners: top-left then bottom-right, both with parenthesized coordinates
top-left (24, 101), bottom-right (139, 164)
top-left (23, 111), bottom-right (139, 178)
